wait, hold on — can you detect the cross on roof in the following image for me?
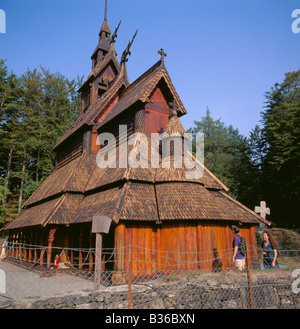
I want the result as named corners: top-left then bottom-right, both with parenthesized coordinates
top-left (169, 100), bottom-right (178, 117)
top-left (158, 48), bottom-right (167, 62)
top-left (254, 201), bottom-right (270, 219)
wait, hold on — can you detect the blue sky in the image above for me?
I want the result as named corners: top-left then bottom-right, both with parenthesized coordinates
top-left (0, 0), bottom-right (300, 137)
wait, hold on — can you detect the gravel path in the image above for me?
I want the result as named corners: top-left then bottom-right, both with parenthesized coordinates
top-left (0, 261), bottom-right (94, 302)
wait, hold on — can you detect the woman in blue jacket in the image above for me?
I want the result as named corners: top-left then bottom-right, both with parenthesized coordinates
top-left (262, 231), bottom-right (279, 269)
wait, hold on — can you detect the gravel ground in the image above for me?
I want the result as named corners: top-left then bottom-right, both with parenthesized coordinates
top-left (0, 260), bottom-right (94, 302)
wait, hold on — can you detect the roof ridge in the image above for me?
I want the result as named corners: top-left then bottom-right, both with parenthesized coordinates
top-left (53, 59), bottom-right (129, 150)
top-left (219, 190), bottom-right (271, 226)
top-left (41, 195), bottom-right (66, 227)
top-left (119, 60), bottom-right (162, 99)
top-left (78, 44), bottom-right (120, 92)
top-left (87, 63), bottom-right (130, 126)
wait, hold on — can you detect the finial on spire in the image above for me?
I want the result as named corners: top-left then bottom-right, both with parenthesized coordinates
top-left (158, 48), bottom-right (167, 62)
top-left (104, 0), bottom-right (108, 21)
top-left (111, 20), bottom-right (121, 44)
top-left (121, 29), bottom-right (138, 63)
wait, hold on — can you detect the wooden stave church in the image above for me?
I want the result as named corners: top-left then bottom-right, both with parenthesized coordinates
top-left (2, 3), bottom-right (270, 273)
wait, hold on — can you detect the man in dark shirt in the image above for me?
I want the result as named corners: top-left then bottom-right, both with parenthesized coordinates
top-left (232, 225), bottom-right (245, 271)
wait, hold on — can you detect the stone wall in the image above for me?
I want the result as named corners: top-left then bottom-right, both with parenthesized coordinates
top-left (0, 269), bottom-right (299, 309)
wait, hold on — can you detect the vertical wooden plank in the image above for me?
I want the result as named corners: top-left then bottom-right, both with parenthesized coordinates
top-left (124, 225), bottom-right (129, 271)
top-left (132, 225), bottom-right (137, 274)
top-left (115, 224), bottom-right (125, 271)
top-left (191, 224), bottom-right (198, 269)
top-left (124, 225), bottom-right (132, 271)
top-left (151, 226), bottom-right (156, 272)
top-left (250, 226), bottom-right (259, 263)
top-left (161, 224), bottom-right (167, 271)
top-left (89, 231), bottom-right (94, 271)
top-left (139, 227), bottom-right (145, 273)
top-left (215, 226), bottom-right (223, 270)
top-left (145, 227), bottom-right (152, 275)
top-left (178, 224), bottom-right (185, 269)
top-left (196, 224), bottom-right (203, 270)
top-left (159, 225), bottom-right (165, 271)
top-left (170, 225), bottom-right (176, 270)
top-left (184, 224), bottom-right (192, 269)
top-left (94, 233), bottom-right (102, 290)
top-left (47, 228), bottom-right (56, 269)
top-left (39, 231), bottom-right (45, 267)
top-left (224, 225), bottom-right (232, 269)
top-left (203, 225), bottom-right (211, 271)
top-left (156, 226), bottom-right (161, 271)
top-left (78, 228), bottom-right (83, 270)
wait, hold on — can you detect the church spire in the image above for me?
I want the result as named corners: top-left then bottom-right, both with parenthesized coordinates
top-left (99, 0), bottom-right (111, 38)
top-left (91, 0), bottom-right (112, 67)
top-left (104, 0), bottom-right (107, 21)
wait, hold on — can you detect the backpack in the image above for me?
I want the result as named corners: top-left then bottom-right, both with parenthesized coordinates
top-left (238, 236), bottom-right (247, 256)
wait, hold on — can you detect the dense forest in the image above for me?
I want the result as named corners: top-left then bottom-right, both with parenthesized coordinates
top-left (0, 59), bottom-right (299, 228)
top-left (0, 59), bottom-right (82, 222)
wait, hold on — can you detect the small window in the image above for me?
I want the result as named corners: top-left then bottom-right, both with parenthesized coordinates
top-left (98, 88), bottom-right (105, 98)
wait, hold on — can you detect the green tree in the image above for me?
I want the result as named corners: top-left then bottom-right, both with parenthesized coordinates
top-left (0, 59), bottom-right (21, 220)
top-left (187, 108), bottom-right (258, 206)
top-left (0, 60), bottom-right (82, 225)
top-left (261, 70), bottom-right (300, 227)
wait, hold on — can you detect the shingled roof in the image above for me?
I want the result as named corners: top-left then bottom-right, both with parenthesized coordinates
top-left (3, 132), bottom-right (271, 230)
top-left (2, 9), bottom-right (271, 232)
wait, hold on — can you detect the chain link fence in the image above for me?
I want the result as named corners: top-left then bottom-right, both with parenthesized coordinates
top-left (0, 242), bottom-right (299, 309)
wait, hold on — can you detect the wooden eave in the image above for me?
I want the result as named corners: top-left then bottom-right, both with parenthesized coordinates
top-left (53, 56), bottom-right (129, 151)
top-left (94, 59), bottom-right (187, 132)
top-left (78, 43), bottom-right (120, 93)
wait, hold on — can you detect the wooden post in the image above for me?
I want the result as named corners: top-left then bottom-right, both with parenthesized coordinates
top-left (94, 233), bottom-right (103, 290)
top-left (47, 228), bottom-right (56, 269)
top-left (70, 238), bottom-right (74, 266)
top-left (22, 231), bottom-right (27, 262)
top-left (28, 230), bottom-right (33, 264)
top-left (39, 230), bottom-right (45, 267)
top-left (7, 232), bottom-right (11, 257)
top-left (128, 271), bottom-right (132, 309)
top-left (33, 229), bottom-right (38, 264)
top-left (89, 231), bottom-right (94, 272)
top-left (79, 228), bottom-right (83, 270)
top-left (15, 232), bottom-right (19, 259)
top-left (18, 231), bottom-right (22, 261)
top-left (245, 246), bottom-right (254, 309)
top-left (12, 232), bottom-right (16, 258)
top-left (92, 214), bottom-right (112, 290)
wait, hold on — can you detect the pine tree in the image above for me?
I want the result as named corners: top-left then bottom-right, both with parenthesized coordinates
top-left (261, 70), bottom-right (300, 227)
top-left (0, 60), bottom-right (82, 225)
top-left (187, 108), bottom-right (256, 202)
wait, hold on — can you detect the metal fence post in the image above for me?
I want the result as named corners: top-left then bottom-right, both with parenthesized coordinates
top-left (128, 271), bottom-right (132, 309)
top-left (245, 245), bottom-right (254, 309)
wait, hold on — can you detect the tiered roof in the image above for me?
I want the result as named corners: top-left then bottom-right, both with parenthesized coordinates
top-left (3, 4), bottom-right (270, 232)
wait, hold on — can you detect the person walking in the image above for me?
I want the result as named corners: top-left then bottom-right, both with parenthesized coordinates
top-left (262, 231), bottom-right (279, 269)
top-left (0, 237), bottom-right (8, 261)
top-left (232, 225), bottom-right (245, 271)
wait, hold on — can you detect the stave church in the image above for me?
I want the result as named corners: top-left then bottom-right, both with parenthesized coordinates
top-left (2, 1), bottom-right (270, 274)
